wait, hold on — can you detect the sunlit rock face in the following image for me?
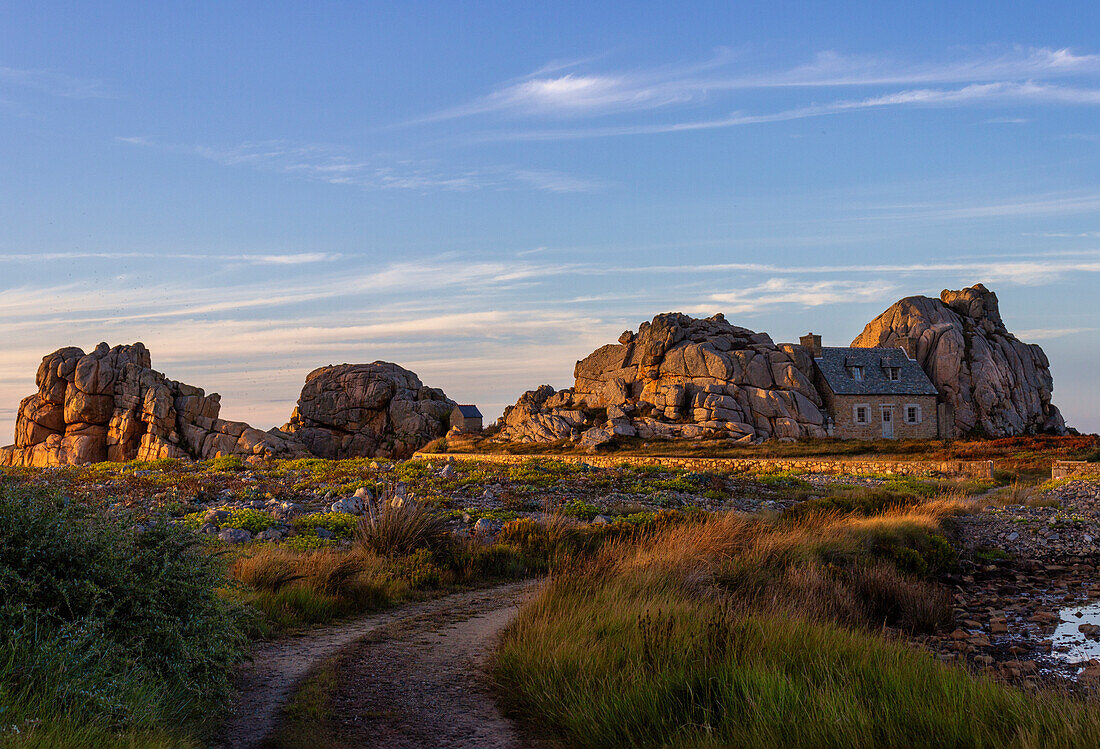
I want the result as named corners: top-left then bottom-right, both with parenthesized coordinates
top-left (852, 284), bottom-right (1066, 438)
top-left (282, 362), bottom-right (455, 459)
top-left (497, 312), bottom-right (828, 446)
top-left (0, 342), bottom-right (310, 467)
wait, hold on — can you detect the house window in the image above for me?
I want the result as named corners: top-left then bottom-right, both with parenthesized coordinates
top-left (854, 404), bottom-right (870, 424)
top-left (905, 404), bottom-right (922, 424)
top-left (884, 367), bottom-right (901, 381)
top-left (847, 366), bottom-right (864, 381)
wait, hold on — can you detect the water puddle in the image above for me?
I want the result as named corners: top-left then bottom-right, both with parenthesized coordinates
top-left (1050, 601), bottom-right (1100, 667)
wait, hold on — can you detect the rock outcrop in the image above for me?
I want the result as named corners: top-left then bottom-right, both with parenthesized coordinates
top-left (498, 313), bottom-right (828, 446)
top-left (0, 342), bottom-right (310, 467)
top-left (852, 284), bottom-right (1066, 437)
top-left (282, 362), bottom-right (455, 459)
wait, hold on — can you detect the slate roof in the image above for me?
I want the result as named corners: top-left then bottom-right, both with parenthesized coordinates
top-left (815, 347), bottom-right (939, 396)
top-left (455, 404), bottom-right (483, 418)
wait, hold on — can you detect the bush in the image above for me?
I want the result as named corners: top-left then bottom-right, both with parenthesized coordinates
top-left (294, 511), bottom-right (359, 538)
top-left (208, 454), bottom-right (245, 472)
top-left (562, 499), bottom-right (600, 521)
top-left (0, 486), bottom-right (247, 743)
top-left (785, 488), bottom-right (919, 519)
top-left (223, 508), bottom-right (278, 534)
top-left (394, 548), bottom-right (442, 588)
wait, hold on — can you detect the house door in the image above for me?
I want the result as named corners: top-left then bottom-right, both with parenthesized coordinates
top-left (881, 407), bottom-right (894, 438)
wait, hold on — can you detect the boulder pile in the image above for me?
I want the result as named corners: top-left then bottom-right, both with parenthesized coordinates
top-left (852, 284), bottom-right (1066, 437)
top-left (0, 342), bottom-right (310, 467)
top-left (281, 362), bottom-right (455, 460)
top-left (497, 313), bottom-right (828, 447)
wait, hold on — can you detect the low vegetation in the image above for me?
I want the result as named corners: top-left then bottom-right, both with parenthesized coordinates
top-left (429, 433), bottom-right (1100, 479)
top-left (0, 483), bottom-right (248, 747)
top-left (494, 499), bottom-right (1100, 748)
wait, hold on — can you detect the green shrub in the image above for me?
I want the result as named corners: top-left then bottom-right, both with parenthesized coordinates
top-left (294, 511), bottom-right (359, 538)
top-left (281, 535), bottom-right (337, 552)
top-left (208, 454), bottom-right (245, 472)
top-left (785, 488), bottom-right (920, 519)
top-left (223, 508), bottom-right (277, 534)
top-left (562, 499), bottom-right (600, 521)
top-left (0, 486), bottom-right (247, 743)
top-left (394, 549), bottom-right (442, 588)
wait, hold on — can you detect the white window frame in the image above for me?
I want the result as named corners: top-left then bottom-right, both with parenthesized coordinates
top-left (853, 403), bottom-right (871, 424)
top-left (904, 403), bottom-right (922, 425)
top-left (885, 367), bottom-right (901, 381)
top-left (848, 366), bottom-right (864, 381)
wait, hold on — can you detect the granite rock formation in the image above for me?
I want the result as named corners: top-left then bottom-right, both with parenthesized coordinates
top-left (852, 284), bottom-right (1066, 437)
top-left (0, 342), bottom-right (310, 467)
top-left (282, 362), bottom-right (455, 459)
top-left (498, 313), bottom-right (828, 446)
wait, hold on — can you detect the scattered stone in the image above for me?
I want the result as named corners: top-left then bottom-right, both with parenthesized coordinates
top-left (473, 518), bottom-right (499, 536)
top-left (218, 528), bottom-right (252, 544)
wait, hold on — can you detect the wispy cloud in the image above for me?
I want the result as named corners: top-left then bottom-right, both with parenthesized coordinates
top-left (699, 278), bottom-right (899, 315)
top-left (118, 137), bottom-right (607, 193)
top-left (0, 251), bottom-right (340, 265)
top-left (1015, 327), bottom-right (1098, 340)
top-left (480, 81), bottom-right (1100, 141)
top-left (0, 65), bottom-right (113, 99)
top-left (420, 46), bottom-right (1100, 141)
top-left (429, 46), bottom-right (1100, 123)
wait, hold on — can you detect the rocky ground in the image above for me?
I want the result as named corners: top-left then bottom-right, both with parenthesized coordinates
top-left (1, 456), bottom-right (894, 546)
top-left (918, 480), bottom-right (1100, 689)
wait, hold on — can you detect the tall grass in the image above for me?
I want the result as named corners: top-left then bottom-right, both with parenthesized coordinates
top-left (494, 500), bottom-right (1100, 748)
top-left (357, 496), bottom-right (451, 557)
top-left (231, 548), bottom-right (401, 631)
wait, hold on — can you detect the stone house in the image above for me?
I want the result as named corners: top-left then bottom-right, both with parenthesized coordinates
top-left (450, 404), bottom-right (483, 433)
top-left (800, 334), bottom-right (942, 440)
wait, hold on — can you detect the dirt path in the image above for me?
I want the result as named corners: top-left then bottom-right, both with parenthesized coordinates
top-left (214, 581), bottom-right (538, 749)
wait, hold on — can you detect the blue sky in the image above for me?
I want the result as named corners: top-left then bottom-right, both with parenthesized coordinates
top-left (2, 1), bottom-right (1099, 438)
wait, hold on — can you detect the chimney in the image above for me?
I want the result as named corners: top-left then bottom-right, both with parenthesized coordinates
top-left (799, 332), bottom-right (822, 358)
top-left (899, 336), bottom-right (919, 360)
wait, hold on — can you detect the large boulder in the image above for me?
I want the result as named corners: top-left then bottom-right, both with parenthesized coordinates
top-left (1, 342), bottom-right (310, 467)
top-left (497, 313), bottom-right (828, 446)
top-left (852, 284), bottom-right (1066, 437)
top-left (282, 362), bottom-right (454, 459)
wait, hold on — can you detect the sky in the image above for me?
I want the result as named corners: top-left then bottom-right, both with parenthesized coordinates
top-left (1, 1), bottom-right (1099, 440)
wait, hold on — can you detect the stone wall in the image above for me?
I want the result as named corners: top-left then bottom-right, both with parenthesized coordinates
top-left (412, 451), bottom-right (995, 479)
top-left (1052, 461), bottom-right (1100, 480)
top-left (827, 394), bottom-right (938, 440)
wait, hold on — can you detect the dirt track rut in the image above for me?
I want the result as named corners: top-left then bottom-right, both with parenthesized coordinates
top-left (214, 581), bottom-right (537, 748)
